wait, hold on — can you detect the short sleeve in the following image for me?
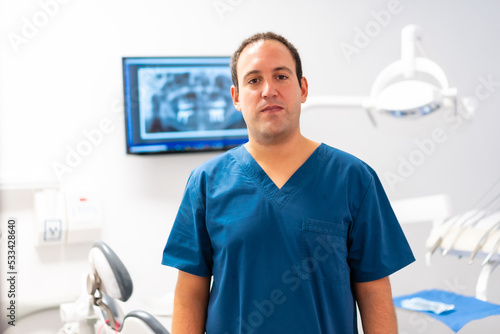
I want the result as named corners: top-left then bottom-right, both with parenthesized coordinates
top-left (161, 171), bottom-right (213, 277)
top-left (348, 167), bottom-right (415, 282)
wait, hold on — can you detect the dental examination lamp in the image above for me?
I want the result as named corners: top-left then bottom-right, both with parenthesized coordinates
top-left (303, 25), bottom-right (472, 125)
top-left (60, 241), bottom-right (170, 334)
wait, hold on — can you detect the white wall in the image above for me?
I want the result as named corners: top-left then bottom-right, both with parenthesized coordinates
top-left (1, 0), bottom-right (500, 331)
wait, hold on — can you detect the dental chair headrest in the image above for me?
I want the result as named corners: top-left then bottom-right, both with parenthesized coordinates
top-left (88, 241), bottom-right (133, 302)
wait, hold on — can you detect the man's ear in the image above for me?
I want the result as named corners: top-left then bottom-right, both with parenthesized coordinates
top-left (231, 85), bottom-right (241, 111)
top-left (300, 77), bottom-right (308, 103)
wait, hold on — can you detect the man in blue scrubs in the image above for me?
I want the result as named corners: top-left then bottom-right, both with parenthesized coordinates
top-left (162, 32), bottom-right (415, 333)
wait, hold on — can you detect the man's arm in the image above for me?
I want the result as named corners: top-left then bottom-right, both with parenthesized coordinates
top-left (171, 270), bottom-right (211, 334)
top-left (353, 276), bottom-right (398, 334)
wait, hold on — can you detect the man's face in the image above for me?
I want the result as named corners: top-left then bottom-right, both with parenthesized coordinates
top-left (231, 40), bottom-right (308, 145)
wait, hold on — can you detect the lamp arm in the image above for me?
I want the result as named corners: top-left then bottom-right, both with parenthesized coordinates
top-left (301, 96), bottom-right (369, 111)
top-left (401, 25), bottom-right (423, 78)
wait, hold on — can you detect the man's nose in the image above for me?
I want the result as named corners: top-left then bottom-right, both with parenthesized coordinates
top-left (261, 80), bottom-right (277, 99)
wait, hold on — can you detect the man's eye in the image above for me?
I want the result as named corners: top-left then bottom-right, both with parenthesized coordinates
top-left (276, 75), bottom-right (288, 80)
top-left (248, 78), bottom-right (259, 84)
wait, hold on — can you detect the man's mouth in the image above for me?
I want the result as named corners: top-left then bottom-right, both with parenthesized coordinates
top-left (260, 105), bottom-right (283, 112)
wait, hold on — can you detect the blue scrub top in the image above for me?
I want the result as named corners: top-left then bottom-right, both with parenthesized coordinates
top-left (162, 143), bottom-right (415, 334)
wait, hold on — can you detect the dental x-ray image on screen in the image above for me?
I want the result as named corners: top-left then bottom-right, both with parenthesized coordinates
top-left (122, 57), bottom-right (248, 154)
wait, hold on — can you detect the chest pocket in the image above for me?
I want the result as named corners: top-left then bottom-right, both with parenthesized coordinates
top-left (300, 219), bottom-right (349, 284)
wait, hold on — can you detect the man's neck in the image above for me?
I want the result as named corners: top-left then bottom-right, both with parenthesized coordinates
top-left (244, 134), bottom-right (320, 188)
top-left (245, 134), bottom-right (313, 162)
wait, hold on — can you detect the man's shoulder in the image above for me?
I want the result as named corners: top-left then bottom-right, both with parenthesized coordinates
top-left (190, 145), bottom-right (243, 177)
top-left (318, 143), bottom-right (380, 187)
top-left (320, 143), bottom-right (371, 170)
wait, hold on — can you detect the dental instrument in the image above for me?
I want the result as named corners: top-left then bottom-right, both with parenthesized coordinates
top-left (468, 219), bottom-right (500, 264)
top-left (426, 177), bottom-right (500, 260)
top-left (481, 232), bottom-right (500, 266)
top-left (441, 192), bottom-right (500, 256)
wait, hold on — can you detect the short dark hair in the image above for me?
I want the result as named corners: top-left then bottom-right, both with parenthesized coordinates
top-left (230, 32), bottom-right (303, 91)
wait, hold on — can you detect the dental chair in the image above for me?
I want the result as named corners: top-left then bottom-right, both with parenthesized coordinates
top-left (59, 241), bottom-right (170, 334)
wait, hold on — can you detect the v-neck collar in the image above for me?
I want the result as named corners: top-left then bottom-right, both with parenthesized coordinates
top-left (231, 143), bottom-right (327, 211)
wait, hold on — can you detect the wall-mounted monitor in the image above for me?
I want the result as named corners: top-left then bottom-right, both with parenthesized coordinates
top-left (122, 57), bottom-right (248, 154)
